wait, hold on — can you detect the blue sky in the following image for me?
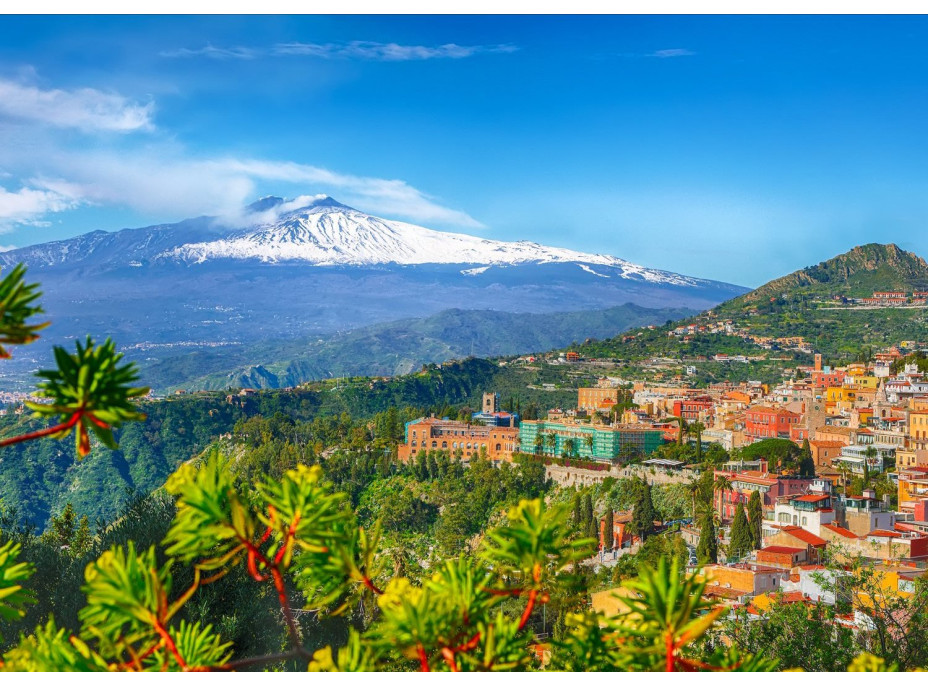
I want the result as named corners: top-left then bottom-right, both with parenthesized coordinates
top-left (1, 15), bottom-right (928, 286)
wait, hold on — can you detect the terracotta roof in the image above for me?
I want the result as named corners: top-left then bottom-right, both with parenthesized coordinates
top-left (793, 494), bottom-right (830, 503)
top-left (774, 526), bottom-right (827, 547)
top-left (810, 440), bottom-right (847, 448)
top-left (821, 523), bottom-right (858, 539)
top-left (759, 546), bottom-right (805, 555)
top-left (868, 529), bottom-right (902, 538)
top-left (777, 591), bottom-right (809, 604)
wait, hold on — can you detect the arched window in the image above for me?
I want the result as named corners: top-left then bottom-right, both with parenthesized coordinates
top-left (442, 441), bottom-right (448, 449)
top-left (432, 441), bottom-right (438, 448)
top-left (495, 443), bottom-right (501, 451)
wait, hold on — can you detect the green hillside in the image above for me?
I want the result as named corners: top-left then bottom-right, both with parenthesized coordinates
top-left (575, 244), bottom-right (928, 361)
top-left (136, 303), bottom-right (697, 392)
top-left (720, 243), bottom-right (928, 309)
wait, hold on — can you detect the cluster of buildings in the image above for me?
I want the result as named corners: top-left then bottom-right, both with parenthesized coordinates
top-left (849, 291), bottom-right (928, 306)
top-left (666, 317), bottom-right (812, 354)
top-left (396, 390), bottom-right (666, 464)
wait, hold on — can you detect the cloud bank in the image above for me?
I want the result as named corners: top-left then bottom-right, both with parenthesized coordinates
top-left (162, 40), bottom-right (518, 62)
top-left (0, 72), bottom-right (482, 232)
top-left (0, 77), bottom-right (154, 133)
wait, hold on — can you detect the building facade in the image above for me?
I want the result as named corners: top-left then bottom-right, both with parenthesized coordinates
top-left (398, 418), bottom-right (520, 463)
top-left (519, 420), bottom-right (664, 461)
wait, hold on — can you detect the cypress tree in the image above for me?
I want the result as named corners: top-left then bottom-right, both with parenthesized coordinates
top-left (631, 478), bottom-right (655, 541)
top-left (572, 493), bottom-right (582, 526)
top-left (696, 511), bottom-right (718, 564)
top-left (603, 508), bottom-right (615, 549)
top-left (583, 493), bottom-right (593, 531)
top-left (728, 503), bottom-right (753, 560)
top-left (798, 438), bottom-right (815, 477)
top-left (747, 489), bottom-right (763, 549)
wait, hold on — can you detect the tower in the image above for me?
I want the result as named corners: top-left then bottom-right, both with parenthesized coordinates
top-left (483, 392), bottom-right (499, 414)
top-left (814, 353), bottom-right (822, 372)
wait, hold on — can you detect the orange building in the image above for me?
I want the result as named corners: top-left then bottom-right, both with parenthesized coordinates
top-left (809, 440), bottom-right (846, 468)
top-left (744, 406), bottom-right (801, 441)
top-left (397, 418), bottom-right (519, 462)
top-left (577, 387), bottom-right (620, 413)
top-left (703, 563), bottom-right (787, 595)
top-left (898, 467), bottom-right (928, 515)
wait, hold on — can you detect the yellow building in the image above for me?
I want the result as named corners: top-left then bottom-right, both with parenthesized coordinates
top-left (909, 410), bottom-right (928, 441)
top-left (577, 387), bottom-right (620, 413)
top-left (847, 375), bottom-right (879, 390)
top-left (898, 468), bottom-right (928, 513)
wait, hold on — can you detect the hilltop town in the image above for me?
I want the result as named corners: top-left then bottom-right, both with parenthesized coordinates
top-left (392, 336), bottom-right (928, 642)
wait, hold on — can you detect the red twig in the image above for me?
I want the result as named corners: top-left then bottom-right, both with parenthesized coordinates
top-left (417, 644), bottom-right (430, 672)
top-left (518, 589), bottom-right (538, 632)
top-left (361, 575), bottom-right (383, 595)
top-left (484, 587), bottom-right (524, 597)
top-left (153, 620), bottom-right (187, 671)
top-left (0, 411), bottom-right (81, 448)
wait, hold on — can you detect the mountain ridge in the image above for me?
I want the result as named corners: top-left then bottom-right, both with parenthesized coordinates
top-left (725, 242), bottom-right (928, 309)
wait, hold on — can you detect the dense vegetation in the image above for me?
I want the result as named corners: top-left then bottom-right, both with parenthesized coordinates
top-left (0, 355), bottom-right (597, 529)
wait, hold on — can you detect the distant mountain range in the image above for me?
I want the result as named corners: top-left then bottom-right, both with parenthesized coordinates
top-left (139, 303), bottom-right (699, 392)
top-left (0, 196), bottom-right (746, 390)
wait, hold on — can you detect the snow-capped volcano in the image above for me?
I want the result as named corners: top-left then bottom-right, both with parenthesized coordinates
top-left (161, 196), bottom-right (701, 286)
top-left (0, 194), bottom-right (747, 389)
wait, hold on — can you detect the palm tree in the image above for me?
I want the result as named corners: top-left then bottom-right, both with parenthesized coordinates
top-left (863, 446), bottom-right (877, 487)
top-left (564, 437), bottom-right (578, 459)
top-left (533, 433), bottom-right (544, 456)
top-left (683, 477), bottom-right (702, 519)
top-left (544, 431), bottom-right (557, 457)
top-left (668, 415), bottom-right (689, 446)
top-left (584, 433), bottom-right (595, 457)
top-left (837, 462), bottom-right (852, 494)
top-left (688, 421), bottom-right (705, 462)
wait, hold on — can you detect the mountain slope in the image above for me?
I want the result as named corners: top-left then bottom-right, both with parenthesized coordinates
top-left (574, 243), bottom-right (928, 362)
top-left (137, 303), bottom-right (698, 392)
top-left (0, 195), bottom-right (746, 390)
top-left (723, 243), bottom-right (928, 309)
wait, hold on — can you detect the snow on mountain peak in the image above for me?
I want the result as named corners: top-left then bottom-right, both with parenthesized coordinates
top-left (161, 198), bottom-right (702, 286)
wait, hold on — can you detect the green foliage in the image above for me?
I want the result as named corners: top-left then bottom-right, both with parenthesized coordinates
top-left (747, 490), bottom-right (763, 550)
top-left (696, 512), bottom-right (718, 565)
top-left (0, 264), bottom-right (48, 358)
top-left (628, 478), bottom-right (655, 541)
top-left (27, 337), bottom-right (149, 457)
top-left (0, 541), bottom-right (35, 636)
top-left (723, 597), bottom-right (856, 672)
top-left (555, 558), bottom-right (777, 672)
top-left (727, 503), bottom-right (753, 560)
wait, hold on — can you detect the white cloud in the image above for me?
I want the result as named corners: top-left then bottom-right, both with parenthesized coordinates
top-left (159, 44), bottom-right (259, 60)
top-left (20, 152), bottom-right (482, 230)
top-left (0, 184), bottom-right (80, 230)
top-left (162, 40), bottom-right (518, 62)
top-left (648, 49), bottom-right (696, 58)
top-left (218, 159), bottom-right (484, 227)
top-left (0, 78), bottom-right (154, 133)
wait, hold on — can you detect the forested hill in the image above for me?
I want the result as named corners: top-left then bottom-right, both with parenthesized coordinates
top-left (135, 303), bottom-right (697, 393)
top-left (0, 358), bottom-right (583, 529)
top-left (570, 243), bottom-right (928, 362)
top-left (718, 243), bottom-right (928, 311)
